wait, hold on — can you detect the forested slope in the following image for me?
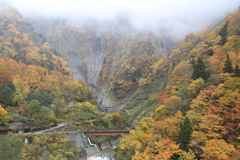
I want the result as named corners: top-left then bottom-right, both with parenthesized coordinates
top-left (0, 3), bottom-right (129, 132)
top-left (0, 3), bottom-right (130, 159)
top-left (115, 7), bottom-right (240, 160)
top-left (0, 3), bottom-right (98, 127)
top-left (1, 1), bottom-right (240, 159)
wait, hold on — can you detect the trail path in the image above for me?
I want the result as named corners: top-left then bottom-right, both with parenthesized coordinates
top-left (34, 122), bottom-right (67, 134)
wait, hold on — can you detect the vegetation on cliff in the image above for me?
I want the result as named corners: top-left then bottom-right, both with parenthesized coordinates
top-left (1, 1), bottom-right (240, 160)
top-left (0, 4), bottom-right (128, 132)
top-left (115, 8), bottom-right (240, 160)
top-left (0, 4), bottom-right (99, 131)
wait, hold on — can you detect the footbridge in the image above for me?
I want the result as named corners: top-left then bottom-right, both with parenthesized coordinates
top-left (12, 123), bottom-right (131, 156)
top-left (83, 130), bottom-right (130, 135)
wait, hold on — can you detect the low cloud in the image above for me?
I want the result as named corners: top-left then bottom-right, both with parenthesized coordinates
top-left (7, 0), bottom-right (240, 39)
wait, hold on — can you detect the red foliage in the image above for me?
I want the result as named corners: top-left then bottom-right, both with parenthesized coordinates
top-left (157, 92), bottom-right (168, 103)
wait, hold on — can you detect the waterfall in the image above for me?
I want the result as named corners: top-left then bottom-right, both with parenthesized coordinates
top-left (90, 36), bottom-right (101, 89)
top-left (94, 37), bottom-right (101, 75)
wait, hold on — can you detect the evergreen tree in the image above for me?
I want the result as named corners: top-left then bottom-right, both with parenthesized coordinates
top-left (190, 58), bottom-right (196, 67)
top-left (177, 116), bottom-right (193, 151)
top-left (218, 21), bottom-right (228, 45)
top-left (0, 81), bottom-right (16, 107)
top-left (191, 57), bottom-right (210, 80)
top-left (234, 65), bottom-right (240, 77)
top-left (223, 54), bottom-right (234, 73)
top-left (191, 58), bottom-right (197, 80)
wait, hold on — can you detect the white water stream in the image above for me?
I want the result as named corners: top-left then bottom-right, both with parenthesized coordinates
top-left (87, 147), bottom-right (116, 160)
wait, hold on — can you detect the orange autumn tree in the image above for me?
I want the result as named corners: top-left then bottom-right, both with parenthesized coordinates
top-left (201, 139), bottom-right (235, 160)
top-left (111, 112), bottom-right (123, 125)
top-left (0, 66), bottom-right (11, 87)
top-left (157, 92), bottom-right (168, 103)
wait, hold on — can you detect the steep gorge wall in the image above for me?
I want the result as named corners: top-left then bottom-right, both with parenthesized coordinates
top-left (34, 19), bottom-right (171, 108)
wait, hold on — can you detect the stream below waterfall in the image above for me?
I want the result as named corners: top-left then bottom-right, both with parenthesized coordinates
top-left (87, 146), bottom-right (116, 160)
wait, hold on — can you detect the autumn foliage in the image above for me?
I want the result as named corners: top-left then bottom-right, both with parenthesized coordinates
top-left (116, 8), bottom-right (240, 160)
top-left (0, 5), bottom-right (97, 130)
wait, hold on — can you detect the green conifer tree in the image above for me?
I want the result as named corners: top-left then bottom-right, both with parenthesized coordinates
top-left (191, 57), bottom-right (210, 80)
top-left (223, 54), bottom-right (234, 73)
top-left (0, 81), bottom-right (16, 107)
top-left (234, 65), bottom-right (240, 77)
top-left (177, 116), bottom-right (193, 151)
top-left (218, 21), bottom-right (228, 45)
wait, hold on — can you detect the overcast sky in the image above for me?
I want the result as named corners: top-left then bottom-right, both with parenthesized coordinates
top-left (6, 0), bottom-right (240, 39)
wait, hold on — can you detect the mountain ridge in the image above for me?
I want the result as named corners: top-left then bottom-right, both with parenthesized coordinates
top-left (32, 18), bottom-right (172, 108)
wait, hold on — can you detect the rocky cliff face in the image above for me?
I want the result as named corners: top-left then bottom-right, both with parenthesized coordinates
top-left (34, 18), bottom-right (172, 108)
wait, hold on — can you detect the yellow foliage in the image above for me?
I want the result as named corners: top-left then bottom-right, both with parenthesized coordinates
top-left (132, 149), bottom-right (152, 160)
top-left (163, 96), bottom-right (182, 109)
top-left (199, 114), bottom-right (226, 139)
top-left (0, 105), bottom-right (12, 124)
top-left (154, 115), bottom-right (180, 139)
top-left (187, 78), bottom-right (205, 96)
top-left (111, 112), bottom-right (123, 125)
top-left (179, 150), bottom-right (196, 160)
top-left (189, 131), bottom-right (208, 156)
top-left (201, 139), bottom-right (235, 160)
top-left (137, 117), bottom-right (154, 133)
top-left (224, 77), bottom-right (240, 91)
top-left (178, 41), bottom-right (194, 53)
top-left (139, 78), bottom-right (150, 87)
top-left (80, 102), bottom-right (97, 112)
top-left (186, 110), bottom-right (202, 129)
top-left (172, 61), bottom-right (192, 78)
top-left (0, 106), bottom-right (8, 116)
top-left (152, 58), bottom-right (165, 75)
top-left (154, 105), bottom-right (168, 120)
top-left (154, 139), bottom-right (180, 160)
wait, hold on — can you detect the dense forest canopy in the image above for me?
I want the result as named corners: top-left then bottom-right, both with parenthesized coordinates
top-left (115, 7), bottom-right (240, 160)
top-left (0, 1), bottom-right (240, 159)
top-left (0, 3), bottom-right (130, 158)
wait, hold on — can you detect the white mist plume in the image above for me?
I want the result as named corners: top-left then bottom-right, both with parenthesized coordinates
top-left (7, 0), bottom-right (240, 39)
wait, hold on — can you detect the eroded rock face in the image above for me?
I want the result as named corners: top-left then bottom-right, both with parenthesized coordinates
top-left (34, 19), bottom-right (171, 108)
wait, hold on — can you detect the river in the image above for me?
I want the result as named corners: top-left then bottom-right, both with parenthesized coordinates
top-left (87, 147), bottom-right (116, 160)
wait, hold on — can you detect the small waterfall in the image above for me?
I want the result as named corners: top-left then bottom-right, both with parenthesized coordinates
top-left (95, 37), bottom-right (101, 74)
top-left (90, 35), bottom-right (101, 89)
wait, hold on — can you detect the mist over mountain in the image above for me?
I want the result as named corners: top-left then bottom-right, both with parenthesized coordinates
top-left (7, 0), bottom-right (239, 40)
top-left (1, 1), bottom-right (240, 159)
top-left (4, 0), bottom-right (238, 107)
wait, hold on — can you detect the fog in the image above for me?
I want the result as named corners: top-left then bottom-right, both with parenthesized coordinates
top-left (7, 0), bottom-right (240, 39)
